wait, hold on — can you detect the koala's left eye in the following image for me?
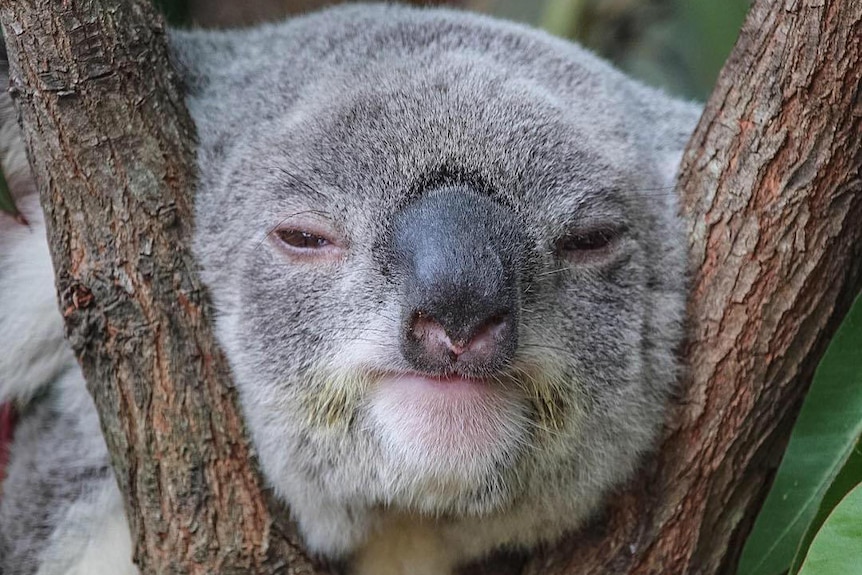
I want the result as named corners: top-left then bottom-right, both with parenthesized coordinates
top-left (557, 226), bottom-right (625, 262)
top-left (276, 229), bottom-right (331, 249)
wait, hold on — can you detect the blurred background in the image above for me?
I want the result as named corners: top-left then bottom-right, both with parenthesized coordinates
top-left (155, 0), bottom-right (750, 101)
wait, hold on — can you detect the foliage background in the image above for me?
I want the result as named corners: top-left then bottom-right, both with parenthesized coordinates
top-left (2, 1), bottom-right (859, 573)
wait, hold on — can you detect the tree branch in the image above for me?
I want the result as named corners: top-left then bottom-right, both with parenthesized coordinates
top-left (0, 1), bottom-right (323, 573)
top-left (525, 1), bottom-right (862, 573)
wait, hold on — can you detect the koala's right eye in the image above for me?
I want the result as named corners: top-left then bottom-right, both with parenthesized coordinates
top-left (277, 229), bottom-right (331, 249)
top-left (272, 226), bottom-right (344, 260)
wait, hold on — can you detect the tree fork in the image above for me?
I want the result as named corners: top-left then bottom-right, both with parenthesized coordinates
top-left (0, 0), bottom-right (860, 575)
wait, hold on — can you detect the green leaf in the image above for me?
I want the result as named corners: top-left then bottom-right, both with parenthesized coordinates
top-left (796, 482), bottom-right (862, 575)
top-left (737, 295), bottom-right (862, 575)
top-left (789, 440), bottom-right (862, 573)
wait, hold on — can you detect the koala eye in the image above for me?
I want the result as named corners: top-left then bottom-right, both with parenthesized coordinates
top-left (272, 226), bottom-right (344, 260)
top-left (276, 229), bottom-right (331, 249)
top-left (557, 226), bottom-right (625, 262)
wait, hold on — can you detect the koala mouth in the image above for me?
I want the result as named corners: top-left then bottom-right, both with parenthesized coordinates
top-left (303, 359), bottom-right (574, 440)
top-left (407, 373), bottom-right (492, 387)
top-left (368, 371), bottom-right (528, 461)
top-left (299, 360), bottom-right (575, 505)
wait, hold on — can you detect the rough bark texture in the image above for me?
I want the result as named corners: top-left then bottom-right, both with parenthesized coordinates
top-left (521, 1), bottom-right (862, 574)
top-left (0, 0), bottom-right (860, 574)
top-left (0, 1), bottom-right (324, 574)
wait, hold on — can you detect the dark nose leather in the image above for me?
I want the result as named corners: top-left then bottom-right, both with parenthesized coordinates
top-left (391, 186), bottom-right (522, 376)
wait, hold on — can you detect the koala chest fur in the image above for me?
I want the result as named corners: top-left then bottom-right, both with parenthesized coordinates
top-left (0, 4), bottom-right (699, 574)
top-left (353, 518), bottom-right (456, 575)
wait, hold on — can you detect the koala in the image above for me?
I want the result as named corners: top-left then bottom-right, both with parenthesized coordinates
top-left (0, 4), bottom-right (700, 575)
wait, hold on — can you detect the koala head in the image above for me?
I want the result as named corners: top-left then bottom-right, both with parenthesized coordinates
top-left (172, 3), bottom-right (699, 561)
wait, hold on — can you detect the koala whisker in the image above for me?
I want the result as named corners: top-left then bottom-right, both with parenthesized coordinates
top-left (518, 342), bottom-right (573, 356)
top-left (328, 325), bottom-right (392, 336)
top-left (534, 267), bottom-right (571, 278)
top-left (273, 167), bottom-right (331, 201)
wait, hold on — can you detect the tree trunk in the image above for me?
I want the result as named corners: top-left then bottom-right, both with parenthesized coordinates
top-left (0, 1), bottom-right (860, 575)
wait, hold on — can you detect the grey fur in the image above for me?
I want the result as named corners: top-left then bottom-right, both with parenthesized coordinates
top-left (0, 4), bottom-right (699, 574)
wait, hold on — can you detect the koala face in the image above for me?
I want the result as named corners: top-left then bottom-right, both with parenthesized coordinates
top-left (177, 3), bottom-right (698, 559)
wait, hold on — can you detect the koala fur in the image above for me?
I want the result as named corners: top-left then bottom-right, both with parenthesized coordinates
top-left (0, 4), bottom-right (700, 575)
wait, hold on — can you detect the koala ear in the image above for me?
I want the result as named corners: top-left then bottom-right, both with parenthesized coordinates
top-left (642, 93), bottom-right (702, 192)
top-left (656, 146), bottom-right (687, 191)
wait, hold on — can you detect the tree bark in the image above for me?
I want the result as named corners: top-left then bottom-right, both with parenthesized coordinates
top-left (0, 1), bottom-right (859, 575)
top-left (0, 1), bottom-right (323, 573)
top-left (522, 1), bottom-right (862, 574)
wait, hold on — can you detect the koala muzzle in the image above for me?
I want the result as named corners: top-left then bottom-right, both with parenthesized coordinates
top-left (392, 186), bottom-right (522, 376)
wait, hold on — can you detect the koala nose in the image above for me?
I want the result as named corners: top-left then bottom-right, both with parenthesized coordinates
top-left (391, 185), bottom-right (522, 375)
top-left (409, 309), bottom-right (512, 367)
